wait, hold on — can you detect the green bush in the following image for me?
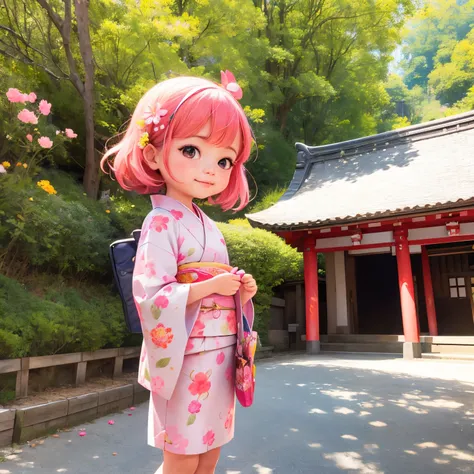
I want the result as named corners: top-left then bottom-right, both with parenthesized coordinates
top-left (218, 222), bottom-right (303, 342)
top-left (0, 273), bottom-right (129, 358)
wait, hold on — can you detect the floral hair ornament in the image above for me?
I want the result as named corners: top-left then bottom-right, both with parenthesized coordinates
top-left (220, 70), bottom-right (243, 100)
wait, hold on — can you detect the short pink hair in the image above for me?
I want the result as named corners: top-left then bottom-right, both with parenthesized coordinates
top-left (101, 76), bottom-right (253, 211)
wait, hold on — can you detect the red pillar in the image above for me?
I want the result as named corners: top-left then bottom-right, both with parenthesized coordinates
top-left (303, 237), bottom-right (320, 354)
top-left (394, 230), bottom-right (420, 358)
top-left (421, 246), bottom-right (438, 336)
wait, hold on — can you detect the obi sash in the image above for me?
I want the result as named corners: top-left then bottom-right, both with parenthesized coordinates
top-left (177, 262), bottom-right (237, 355)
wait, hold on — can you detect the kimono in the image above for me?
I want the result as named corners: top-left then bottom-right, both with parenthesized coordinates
top-left (132, 194), bottom-right (254, 455)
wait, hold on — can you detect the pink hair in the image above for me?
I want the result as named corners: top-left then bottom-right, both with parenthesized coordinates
top-left (101, 76), bottom-right (253, 211)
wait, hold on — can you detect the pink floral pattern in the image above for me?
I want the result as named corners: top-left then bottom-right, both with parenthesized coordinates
top-left (150, 214), bottom-right (169, 232)
top-left (216, 352), bottom-right (225, 365)
top-left (151, 376), bottom-right (165, 392)
top-left (188, 400), bottom-right (202, 414)
top-left (188, 371), bottom-right (211, 396)
top-left (203, 430), bottom-right (215, 447)
top-left (171, 209), bottom-right (184, 220)
top-left (151, 324), bottom-right (174, 349)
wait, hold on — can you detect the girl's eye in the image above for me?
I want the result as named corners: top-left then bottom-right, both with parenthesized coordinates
top-left (179, 145), bottom-right (200, 159)
top-left (218, 158), bottom-right (234, 170)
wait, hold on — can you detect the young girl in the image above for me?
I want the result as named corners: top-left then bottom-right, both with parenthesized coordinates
top-left (102, 72), bottom-right (257, 474)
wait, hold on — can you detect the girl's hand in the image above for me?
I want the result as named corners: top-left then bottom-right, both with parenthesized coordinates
top-left (240, 273), bottom-right (257, 306)
top-left (212, 273), bottom-right (242, 296)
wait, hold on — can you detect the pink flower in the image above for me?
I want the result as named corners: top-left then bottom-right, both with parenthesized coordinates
top-left (154, 295), bottom-right (169, 309)
top-left (144, 102), bottom-right (168, 126)
top-left (188, 400), bottom-right (202, 414)
top-left (38, 99), bottom-right (52, 116)
top-left (150, 323), bottom-right (174, 349)
top-left (150, 214), bottom-right (169, 233)
top-left (225, 366), bottom-right (233, 382)
top-left (220, 238), bottom-right (226, 246)
top-left (28, 92), bottom-right (37, 103)
top-left (185, 339), bottom-right (194, 352)
top-left (227, 313), bottom-right (237, 333)
top-left (108, 420), bottom-right (115, 425)
top-left (177, 253), bottom-right (186, 263)
top-left (216, 351), bottom-right (225, 365)
top-left (38, 136), bottom-right (53, 149)
top-left (26, 134), bottom-right (33, 142)
top-left (177, 235), bottom-right (185, 249)
top-left (17, 109), bottom-right (38, 124)
top-left (225, 408), bottom-right (234, 431)
top-left (144, 262), bottom-right (156, 278)
top-left (157, 427), bottom-right (189, 454)
top-left (65, 128), bottom-right (78, 139)
top-left (220, 70), bottom-right (243, 100)
top-left (171, 209), bottom-right (183, 220)
top-left (151, 376), bottom-right (165, 393)
top-left (79, 430), bottom-right (87, 437)
top-left (202, 430), bottom-right (215, 447)
top-left (191, 319), bottom-right (205, 337)
top-left (6, 88), bottom-right (27, 103)
top-left (188, 372), bottom-right (211, 396)
top-left (163, 285), bottom-right (173, 294)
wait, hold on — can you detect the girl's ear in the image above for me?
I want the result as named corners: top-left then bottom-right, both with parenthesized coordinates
top-left (143, 144), bottom-right (160, 170)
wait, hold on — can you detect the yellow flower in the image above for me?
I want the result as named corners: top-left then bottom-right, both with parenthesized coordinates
top-left (138, 132), bottom-right (149, 149)
top-left (16, 162), bottom-right (22, 167)
top-left (136, 119), bottom-right (145, 129)
top-left (2, 161), bottom-right (11, 169)
top-left (29, 197), bottom-right (34, 201)
top-left (37, 180), bottom-right (57, 195)
top-left (23, 163), bottom-right (28, 169)
top-left (105, 209), bottom-right (111, 214)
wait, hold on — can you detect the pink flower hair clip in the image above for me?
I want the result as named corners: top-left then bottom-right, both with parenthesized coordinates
top-left (220, 70), bottom-right (243, 100)
top-left (136, 102), bottom-right (169, 149)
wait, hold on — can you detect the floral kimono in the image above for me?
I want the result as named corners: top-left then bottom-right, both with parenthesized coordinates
top-left (132, 194), bottom-right (254, 455)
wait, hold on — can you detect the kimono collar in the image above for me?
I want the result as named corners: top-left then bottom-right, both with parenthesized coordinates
top-left (150, 194), bottom-right (200, 219)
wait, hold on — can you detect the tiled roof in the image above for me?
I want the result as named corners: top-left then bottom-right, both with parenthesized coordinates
top-left (247, 111), bottom-right (474, 230)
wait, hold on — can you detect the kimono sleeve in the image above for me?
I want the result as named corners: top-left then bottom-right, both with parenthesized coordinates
top-left (132, 210), bottom-right (200, 400)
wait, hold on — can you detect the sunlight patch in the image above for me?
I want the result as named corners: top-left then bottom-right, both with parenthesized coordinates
top-left (404, 450), bottom-right (417, 455)
top-left (323, 452), bottom-right (383, 473)
top-left (417, 399), bottom-right (463, 409)
top-left (364, 444), bottom-right (379, 453)
top-left (441, 448), bottom-right (474, 461)
top-left (334, 407), bottom-right (355, 415)
top-left (433, 459), bottom-right (450, 465)
top-left (309, 408), bottom-right (327, 414)
top-left (359, 411), bottom-right (371, 417)
top-left (341, 435), bottom-right (358, 440)
top-left (369, 421), bottom-right (387, 428)
top-left (321, 389), bottom-right (363, 401)
top-left (253, 464), bottom-right (273, 473)
top-left (308, 443), bottom-right (322, 449)
top-left (416, 442), bottom-right (438, 449)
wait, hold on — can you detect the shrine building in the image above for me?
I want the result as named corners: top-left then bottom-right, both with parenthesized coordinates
top-left (247, 110), bottom-right (474, 359)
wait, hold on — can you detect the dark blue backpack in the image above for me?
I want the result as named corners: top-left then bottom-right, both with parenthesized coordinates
top-left (109, 230), bottom-right (143, 333)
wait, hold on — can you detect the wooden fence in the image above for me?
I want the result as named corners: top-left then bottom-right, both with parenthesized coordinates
top-left (0, 346), bottom-right (141, 399)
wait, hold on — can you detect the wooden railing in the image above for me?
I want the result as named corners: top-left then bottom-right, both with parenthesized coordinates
top-left (0, 347), bottom-right (141, 399)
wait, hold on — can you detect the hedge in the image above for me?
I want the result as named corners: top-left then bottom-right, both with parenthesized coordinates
top-left (0, 168), bottom-right (303, 357)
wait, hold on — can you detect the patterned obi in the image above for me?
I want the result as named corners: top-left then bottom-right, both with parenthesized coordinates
top-left (177, 263), bottom-right (237, 354)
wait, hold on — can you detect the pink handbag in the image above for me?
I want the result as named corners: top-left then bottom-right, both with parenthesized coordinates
top-left (234, 295), bottom-right (258, 407)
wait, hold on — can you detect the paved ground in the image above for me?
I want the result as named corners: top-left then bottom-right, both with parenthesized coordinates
top-left (1, 353), bottom-right (474, 474)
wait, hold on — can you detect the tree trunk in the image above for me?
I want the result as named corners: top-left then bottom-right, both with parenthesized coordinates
top-left (74, 0), bottom-right (99, 198)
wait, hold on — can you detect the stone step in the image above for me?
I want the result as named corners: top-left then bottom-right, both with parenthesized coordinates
top-left (321, 342), bottom-right (403, 354)
top-left (321, 334), bottom-right (405, 343)
top-left (423, 344), bottom-right (474, 355)
top-left (422, 352), bottom-right (474, 361)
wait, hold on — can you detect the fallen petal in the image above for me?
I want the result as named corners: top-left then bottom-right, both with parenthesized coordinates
top-left (130, 407), bottom-right (136, 411)
top-left (79, 431), bottom-right (87, 437)
top-left (113, 452), bottom-right (118, 456)
top-left (128, 413), bottom-right (133, 416)
top-left (52, 434), bottom-right (60, 438)
top-left (108, 420), bottom-right (115, 425)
